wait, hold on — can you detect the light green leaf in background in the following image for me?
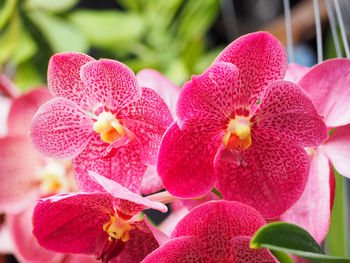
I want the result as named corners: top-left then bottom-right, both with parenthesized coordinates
top-left (0, 0), bottom-right (17, 30)
top-left (27, 10), bottom-right (89, 53)
top-left (0, 10), bottom-right (37, 66)
top-left (68, 10), bottom-right (145, 53)
top-left (27, 0), bottom-right (79, 13)
top-left (12, 26), bottom-right (37, 64)
top-left (13, 61), bottom-right (43, 91)
top-left (250, 222), bottom-right (350, 263)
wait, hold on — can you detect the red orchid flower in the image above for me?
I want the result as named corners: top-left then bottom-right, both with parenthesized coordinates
top-left (142, 200), bottom-right (278, 263)
top-left (157, 32), bottom-right (328, 218)
top-left (33, 172), bottom-right (168, 263)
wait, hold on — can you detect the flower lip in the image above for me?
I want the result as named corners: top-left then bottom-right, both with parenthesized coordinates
top-left (93, 111), bottom-right (126, 144)
top-left (103, 214), bottom-right (133, 243)
top-left (222, 115), bottom-right (252, 150)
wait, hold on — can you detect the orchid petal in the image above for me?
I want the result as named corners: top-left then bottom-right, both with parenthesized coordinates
top-left (0, 136), bottom-right (41, 213)
top-left (136, 69), bottom-right (179, 118)
top-left (89, 171), bottom-right (168, 214)
top-left (323, 124), bottom-right (350, 178)
top-left (284, 63), bottom-right (310, 83)
top-left (140, 166), bottom-right (164, 195)
top-left (48, 52), bottom-right (94, 111)
top-left (214, 32), bottom-right (287, 106)
top-left (119, 87), bottom-right (173, 166)
top-left (157, 122), bottom-right (222, 198)
top-left (280, 150), bottom-right (333, 243)
top-left (298, 58), bottom-right (350, 127)
top-left (8, 202), bottom-right (63, 263)
top-left (177, 62), bottom-right (239, 128)
top-left (172, 201), bottom-right (266, 240)
top-left (80, 59), bottom-right (141, 113)
top-left (31, 98), bottom-right (94, 159)
top-left (73, 134), bottom-right (146, 193)
top-left (231, 236), bottom-right (278, 263)
top-left (111, 218), bottom-right (166, 263)
top-left (254, 80), bottom-right (328, 147)
top-left (141, 236), bottom-right (205, 263)
top-left (32, 192), bottom-right (113, 254)
top-left (215, 129), bottom-right (310, 218)
top-left (7, 88), bottom-right (52, 135)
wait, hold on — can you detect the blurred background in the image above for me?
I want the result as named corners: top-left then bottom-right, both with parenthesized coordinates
top-left (1, 0), bottom-right (349, 91)
top-left (1, 0), bottom-right (350, 262)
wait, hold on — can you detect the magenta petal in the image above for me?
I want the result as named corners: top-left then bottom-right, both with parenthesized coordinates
top-left (158, 122), bottom-right (222, 198)
top-left (254, 80), bottom-right (328, 147)
top-left (284, 63), bottom-right (310, 82)
top-left (119, 87), bottom-right (173, 166)
top-left (172, 200), bottom-right (266, 240)
top-left (31, 98), bottom-right (94, 159)
top-left (177, 62), bottom-right (239, 127)
top-left (215, 130), bottom-right (310, 218)
top-left (140, 166), bottom-right (164, 195)
top-left (89, 171), bottom-right (168, 213)
top-left (298, 58), bottom-right (350, 127)
top-left (231, 236), bottom-right (278, 263)
top-left (80, 59), bottom-right (141, 113)
top-left (324, 124), bottom-right (350, 178)
top-left (33, 192), bottom-right (113, 254)
top-left (7, 88), bottom-right (52, 135)
top-left (280, 150), bottom-right (332, 243)
top-left (136, 69), bottom-right (179, 118)
top-left (8, 202), bottom-right (63, 263)
top-left (141, 236), bottom-right (204, 263)
top-left (73, 134), bottom-right (146, 193)
top-left (0, 136), bottom-right (41, 213)
top-left (214, 32), bottom-right (287, 106)
top-left (62, 254), bottom-right (100, 263)
top-left (112, 218), bottom-right (165, 263)
top-left (48, 52), bottom-right (95, 111)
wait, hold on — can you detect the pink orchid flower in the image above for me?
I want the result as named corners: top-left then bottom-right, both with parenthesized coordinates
top-left (281, 58), bottom-right (350, 243)
top-left (157, 31), bottom-right (328, 218)
top-left (7, 201), bottom-right (64, 263)
top-left (33, 172), bottom-right (168, 263)
top-left (142, 200), bottom-right (278, 263)
top-left (30, 53), bottom-right (173, 194)
top-left (136, 69), bottom-right (180, 195)
top-left (0, 89), bottom-right (75, 213)
top-left (0, 88), bottom-right (80, 262)
top-left (159, 192), bottom-right (220, 236)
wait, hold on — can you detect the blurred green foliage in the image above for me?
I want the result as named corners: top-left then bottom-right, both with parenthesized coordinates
top-left (0, 0), bottom-right (221, 90)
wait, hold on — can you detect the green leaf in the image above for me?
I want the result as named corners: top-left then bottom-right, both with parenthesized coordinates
top-left (13, 61), bottom-right (43, 91)
top-left (0, 0), bottom-right (17, 29)
top-left (250, 222), bottom-right (350, 263)
top-left (326, 169), bottom-right (349, 257)
top-left (28, 10), bottom-right (88, 53)
top-left (68, 10), bottom-right (145, 53)
top-left (27, 0), bottom-right (79, 13)
top-left (0, 10), bottom-right (37, 65)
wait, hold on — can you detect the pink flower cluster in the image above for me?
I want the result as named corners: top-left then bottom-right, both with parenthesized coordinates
top-left (1, 31), bottom-right (350, 262)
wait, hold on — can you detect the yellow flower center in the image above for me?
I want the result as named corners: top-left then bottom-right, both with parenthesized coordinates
top-left (222, 116), bottom-right (252, 150)
top-left (103, 215), bottom-right (133, 242)
top-left (93, 112), bottom-right (125, 144)
top-left (39, 162), bottom-right (69, 194)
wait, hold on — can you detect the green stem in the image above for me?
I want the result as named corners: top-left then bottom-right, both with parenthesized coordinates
top-left (271, 250), bottom-right (295, 263)
top-left (326, 169), bottom-right (349, 257)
